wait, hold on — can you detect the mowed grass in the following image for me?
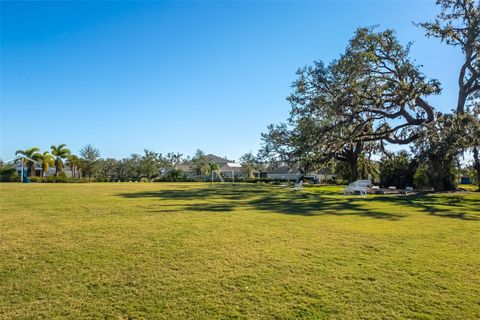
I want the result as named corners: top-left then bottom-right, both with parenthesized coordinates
top-left (0, 183), bottom-right (479, 319)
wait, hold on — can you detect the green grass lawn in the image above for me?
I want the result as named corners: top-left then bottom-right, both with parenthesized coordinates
top-left (1, 183), bottom-right (479, 319)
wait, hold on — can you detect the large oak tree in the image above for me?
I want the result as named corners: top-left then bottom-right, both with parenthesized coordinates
top-left (261, 28), bottom-right (439, 181)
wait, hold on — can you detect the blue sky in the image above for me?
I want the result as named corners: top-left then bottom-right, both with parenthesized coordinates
top-left (1, 1), bottom-right (462, 161)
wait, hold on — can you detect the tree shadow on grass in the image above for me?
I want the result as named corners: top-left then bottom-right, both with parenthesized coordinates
top-left (246, 193), bottom-right (405, 220)
top-left (116, 185), bottom-right (479, 221)
top-left (118, 185), bottom-right (273, 201)
top-left (116, 185), bottom-right (406, 220)
top-left (370, 195), bottom-right (480, 221)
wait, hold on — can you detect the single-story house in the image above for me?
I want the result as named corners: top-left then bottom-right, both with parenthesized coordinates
top-left (219, 162), bottom-right (244, 178)
top-left (166, 155), bottom-right (335, 183)
top-left (266, 164), bottom-right (334, 183)
top-left (14, 162), bottom-right (74, 177)
top-left (167, 154), bottom-right (246, 178)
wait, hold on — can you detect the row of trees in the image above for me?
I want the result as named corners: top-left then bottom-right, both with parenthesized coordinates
top-left (91, 150), bottom-right (264, 182)
top-left (3, 145), bottom-right (264, 182)
top-left (9, 144), bottom-right (184, 181)
top-left (260, 0), bottom-right (480, 190)
top-left (4, 142), bottom-right (475, 186)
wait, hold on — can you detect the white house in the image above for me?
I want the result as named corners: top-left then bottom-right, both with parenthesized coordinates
top-left (14, 162), bottom-right (74, 177)
top-left (219, 162), bottom-right (244, 178)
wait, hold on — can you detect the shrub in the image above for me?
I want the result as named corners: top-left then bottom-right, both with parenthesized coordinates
top-left (43, 172), bottom-right (69, 183)
top-left (166, 170), bottom-right (187, 182)
top-left (223, 176), bottom-right (247, 183)
top-left (414, 165), bottom-right (430, 189)
top-left (426, 162), bottom-right (457, 191)
top-left (0, 166), bottom-right (17, 182)
top-left (29, 176), bottom-right (42, 183)
top-left (154, 170), bottom-right (189, 182)
top-left (246, 178), bottom-right (273, 183)
top-left (379, 151), bottom-right (417, 188)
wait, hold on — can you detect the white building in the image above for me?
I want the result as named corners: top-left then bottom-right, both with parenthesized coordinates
top-left (14, 162), bottom-right (74, 177)
top-left (219, 162), bottom-right (244, 178)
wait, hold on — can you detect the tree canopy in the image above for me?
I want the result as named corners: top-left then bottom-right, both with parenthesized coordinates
top-left (261, 1), bottom-right (480, 189)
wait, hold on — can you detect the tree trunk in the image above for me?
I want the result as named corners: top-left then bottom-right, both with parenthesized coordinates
top-left (473, 146), bottom-right (480, 190)
top-left (457, 81), bottom-right (466, 114)
top-left (350, 158), bottom-right (358, 182)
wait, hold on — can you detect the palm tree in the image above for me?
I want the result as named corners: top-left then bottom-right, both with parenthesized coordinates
top-left (240, 152), bottom-right (257, 179)
top-left (38, 151), bottom-right (54, 177)
top-left (66, 154), bottom-right (80, 179)
top-left (51, 144), bottom-right (71, 176)
top-left (15, 147), bottom-right (42, 176)
top-left (209, 162), bottom-right (221, 183)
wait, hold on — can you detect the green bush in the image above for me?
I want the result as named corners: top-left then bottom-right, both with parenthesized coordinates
top-left (379, 151), bottom-right (417, 188)
top-left (0, 173), bottom-right (17, 182)
top-left (1, 174), bottom-right (19, 182)
top-left (223, 176), bottom-right (247, 183)
top-left (29, 176), bottom-right (42, 183)
top-left (154, 170), bottom-right (189, 182)
top-left (413, 165), bottom-right (430, 189)
top-left (43, 172), bottom-right (69, 183)
top-left (0, 166), bottom-right (18, 182)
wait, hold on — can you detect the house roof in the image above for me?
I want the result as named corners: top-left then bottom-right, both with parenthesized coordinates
top-left (175, 163), bottom-right (192, 172)
top-left (226, 162), bottom-right (242, 168)
top-left (219, 163), bottom-right (243, 172)
top-left (205, 154), bottom-right (231, 163)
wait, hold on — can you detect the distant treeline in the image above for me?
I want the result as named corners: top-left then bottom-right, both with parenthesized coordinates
top-left (0, 146), bottom-right (263, 183)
